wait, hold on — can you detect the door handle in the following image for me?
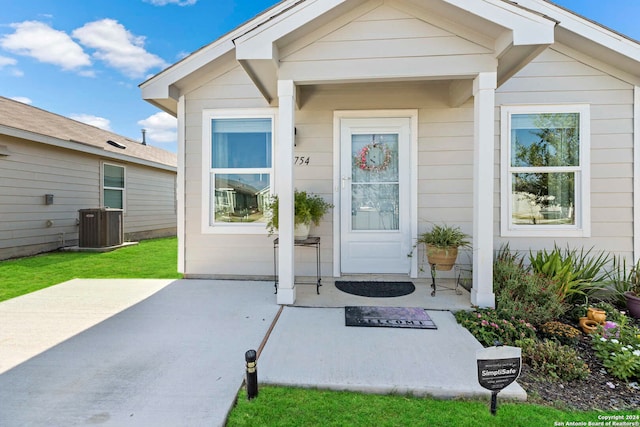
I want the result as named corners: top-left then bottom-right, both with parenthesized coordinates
top-left (342, 176), bottom-right (351, 189)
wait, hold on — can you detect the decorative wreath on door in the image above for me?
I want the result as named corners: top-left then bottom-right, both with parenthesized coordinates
top-left (355, 141), bottom-right (392, 172)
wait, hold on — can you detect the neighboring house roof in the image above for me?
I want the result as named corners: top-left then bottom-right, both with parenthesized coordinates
top-left (0, 96), bottom-right (177, 171)
top-left (141, 0), bottom-right (640, 116)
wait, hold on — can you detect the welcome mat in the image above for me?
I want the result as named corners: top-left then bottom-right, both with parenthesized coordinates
top-left (345, 306), bottom-right (437, 329)
top-left (335, 281), bottom-right (415, 298)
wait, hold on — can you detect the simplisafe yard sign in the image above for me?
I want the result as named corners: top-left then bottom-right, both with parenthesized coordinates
top-left (476, 345), bottom-right (521, 415)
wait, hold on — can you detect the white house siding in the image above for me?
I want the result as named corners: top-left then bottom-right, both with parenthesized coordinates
top-left (279, 2), bottom-right (495, 82)
top-left (182, 2), bottom-right (494, 279)
top-left (122, 164), bottom-right (177, 241)
top-left (0, 137), bottom-right (98, 259)
top-left (301, 82), bottom-right (475, 277)
top-left (0, 137), bottom-right (176, 260)
top-left (181, 7), bottom-right (636, 278)
top-left (495, 47), bottom-right (635, 261)
top-left (184, 63), bottom-right (477, 277)
top-left (183, 64), bottom-right (273, 278)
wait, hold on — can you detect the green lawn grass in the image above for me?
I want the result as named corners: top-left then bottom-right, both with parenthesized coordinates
top-left (0, 237), bottom-right (181, 302)
top-left (227, 386), bottom-right (640, 427)
top-left (4, 239), bottom-right (639, 424)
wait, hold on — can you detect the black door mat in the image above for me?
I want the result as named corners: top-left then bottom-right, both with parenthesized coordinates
top-left (335, 281), bottom-right (415, 298)
top-left (345, 306), bottom-right (437, 329)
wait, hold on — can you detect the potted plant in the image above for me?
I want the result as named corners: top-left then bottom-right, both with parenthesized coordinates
top-left (417, 224), bottom-right (470, 271)
top-left (266, 190), bottom-right (333, 240)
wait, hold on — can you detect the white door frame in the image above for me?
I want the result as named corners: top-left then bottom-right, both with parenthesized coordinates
top-left (332, 110), bottom-right (419, 278)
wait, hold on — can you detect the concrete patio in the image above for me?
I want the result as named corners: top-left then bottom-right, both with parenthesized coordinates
top-left (0, 278), bottom-right (524, 426)
top-left (293, 274), bottom-right (474, 311)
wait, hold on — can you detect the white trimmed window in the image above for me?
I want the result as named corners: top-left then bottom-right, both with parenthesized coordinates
top-left (102, 163), bottom-right (125, 210)
top-left (501, 105), bottom-right (590, 237)
top-left (202, 109), bottom-right (275, 234)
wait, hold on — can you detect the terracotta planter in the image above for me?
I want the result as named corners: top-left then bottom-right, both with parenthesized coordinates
top-left (624, 291), bottom-right (640, 319)
top-left (426, 245), bottom-right (458, 271)
top-left (579, 317), bottom-right (599, 334)
top-left (587, 307), bottom-right (607, 324)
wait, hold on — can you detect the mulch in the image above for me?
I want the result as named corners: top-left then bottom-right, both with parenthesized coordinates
top-left (518, 334), bottom-right (640, 411)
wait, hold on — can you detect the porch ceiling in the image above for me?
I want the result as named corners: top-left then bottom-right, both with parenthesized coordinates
top-left (296, 80), bottom-right (458, 110)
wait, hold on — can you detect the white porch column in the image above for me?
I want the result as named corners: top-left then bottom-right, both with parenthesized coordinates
top-left (277, 79), bottom-right (296, 305)
top-left (177, 95), bottom-right (186, 274)
top-left (471, 72), bottom-right (497, 308)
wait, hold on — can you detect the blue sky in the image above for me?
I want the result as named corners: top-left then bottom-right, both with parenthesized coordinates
top-left (0, 0), bottom-right (638, 154)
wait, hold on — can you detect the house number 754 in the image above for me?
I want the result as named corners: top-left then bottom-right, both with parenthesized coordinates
top-left (294, 156), bottom-right (310, 166)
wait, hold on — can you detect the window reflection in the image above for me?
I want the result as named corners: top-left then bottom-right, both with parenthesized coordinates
top-left (214, 174), bottom-right (270, 223)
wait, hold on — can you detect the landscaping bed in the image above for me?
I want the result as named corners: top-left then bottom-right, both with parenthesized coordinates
top-left (519, 334), bottom-right (640, 411)
top-left (455, 245), bottom-right (640, 412)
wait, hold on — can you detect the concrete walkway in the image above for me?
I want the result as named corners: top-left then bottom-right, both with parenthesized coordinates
top-left (259, 306), bottom-right (525, 399)
top-left (0, 279), bottom-right (280, 427)
top-left (0, 279), bottom-right (175, 375)
top-left (0, 279), bottom-right (525, 426)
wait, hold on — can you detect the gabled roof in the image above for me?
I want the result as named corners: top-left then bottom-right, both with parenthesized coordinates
top-left (139, 0), bottom-right (297, 114)
top-left (0, 96), bottom-right (176, 171)
top-left (141, 0), bottom-right (640, 115)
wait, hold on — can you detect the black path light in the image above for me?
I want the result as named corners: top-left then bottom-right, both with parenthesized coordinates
top-left (245, 349), bottom-right (258, 400)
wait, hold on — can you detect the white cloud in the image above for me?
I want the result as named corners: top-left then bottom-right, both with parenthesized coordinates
top-left (0, 21), bottom-right (91, 71)
top-left (143, 0), bottom-right (197, 6)
top-left (69, 113), bottom-right (112, 131)
top-left (10, 96), bottom-right (32, 104)
top-left (138, 112), bottom-right (177, 144)
top-left (0, 56), bottom-right (17, 67)
top-left (0, 55), bottom-right (23, 76)
top-left (72, 19), bottom-right (167, 78)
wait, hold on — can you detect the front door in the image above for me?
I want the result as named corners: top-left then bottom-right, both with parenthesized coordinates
top-left (340, 117), bottom-right (411, 274)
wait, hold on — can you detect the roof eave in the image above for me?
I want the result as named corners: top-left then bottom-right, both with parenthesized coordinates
top-left (139, 0), bottom-right (300, 112)
top-left (0, 125), bottom-right (177, 172)
top-left (520, 0), bottom-right (640, 79)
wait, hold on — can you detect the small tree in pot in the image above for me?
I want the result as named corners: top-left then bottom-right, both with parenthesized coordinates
top-left (418, 224), bottom-right (471, 271)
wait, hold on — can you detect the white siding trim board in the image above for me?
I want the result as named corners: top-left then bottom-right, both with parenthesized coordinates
top-left (634, 86), bottom-right (640, 263)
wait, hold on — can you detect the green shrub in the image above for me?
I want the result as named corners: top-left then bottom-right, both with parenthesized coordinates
top-left (493, 248), bottom-right (567, 326)
top-left (517, 338), bottom-right (590, 381)
top-left (529, 245), bottom-right (610, 304)
top-left (455, 309), bottom-right (537, 347)
top-left (539, 321), bottom-right (581, 346)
